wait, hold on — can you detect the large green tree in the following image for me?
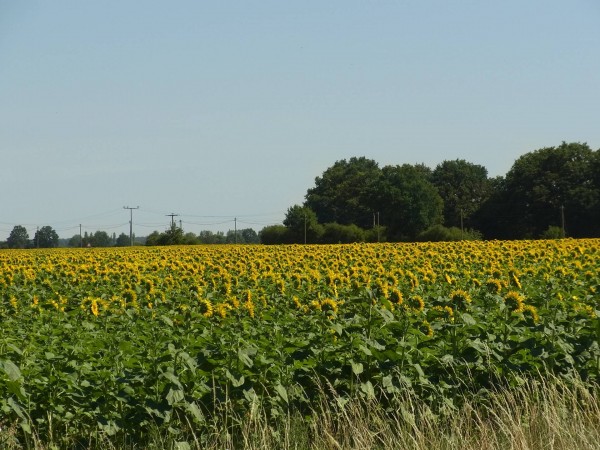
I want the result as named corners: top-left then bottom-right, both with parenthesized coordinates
top-left (7, 225), bottom-right (29, 249)
top-left (432, 159), bottom-right (491, 229)
top-left (34, 226), bottom-right (59, 248)
top-left (305, 157), bottom-right (381, 229)
top-left (375, 164), bottom-right (443, 240)
top-left (283, 205), bottom-right (323, 244)
top-left (502, 142), bottom-right (599, 238)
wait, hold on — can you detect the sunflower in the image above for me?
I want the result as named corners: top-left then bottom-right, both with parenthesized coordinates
top-left (450, 289), bottom-right (471, 310)
top-left (486, 278), bottom-right (503, 294)
top-left (408, 295), bottom-right (425, 313)
top-left (388, 288), bottom-right (403, 305)
top-left (198, 298), bottom-right (214, 318)
top-left (504, 291), bottom-right (524, 312)
top-left (320, 298), bottom-right (339, 316)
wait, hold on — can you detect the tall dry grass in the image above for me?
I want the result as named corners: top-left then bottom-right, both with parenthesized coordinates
top-left (2, 375), bottom-right (599, 449)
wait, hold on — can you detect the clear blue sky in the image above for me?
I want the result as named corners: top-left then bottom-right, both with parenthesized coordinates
top-left (1, 1), bottom-right (599, 240)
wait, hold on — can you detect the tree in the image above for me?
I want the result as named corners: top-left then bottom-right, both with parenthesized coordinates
top-left (68, 234), bottom-right (82, 247)
top-left (115, 233), bottom-right (130, 247)
top-left (158, 224), bottom-right (184, 245)
top-left (182, 232), bottom-right (199, 245)
top-left (7, 225), bottom-right (29, 249)
top-left (502, 142), bottom-right (599, 238)
top-left (90, 231), bottom-right (111, 247)
top-left (259, 225), bottom-right (289, 245)
top-left (34, 226), bottom-right (59, 248)
top-left (241, 228), bottom-right (259, 244)
top-left (197, 230), bottom-right (226, 244)
top-left (432, 159), bottom-right (491, 229)
top-left (305, 157), bottom-right (381, 228)
top-left (145, 231), bottom-right (161, 246)
top-left (283, 205), bottom-right (323, 244)
top-left (375, 164), bottom-right (443, 240)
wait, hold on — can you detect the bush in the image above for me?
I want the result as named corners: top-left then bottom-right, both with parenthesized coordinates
top-left (541, 225), bottom-right (565, 239)
top-left (417, 225), bottom-right (482, 242)
top-left (259, 225), bottom-right (290, 244)
top-left (320, 223), bottom-right (365, 244)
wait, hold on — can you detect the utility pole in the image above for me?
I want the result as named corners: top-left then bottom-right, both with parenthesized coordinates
top-left (79, 224), bottom-right (82, 248)
top-left (124, 206), bottom-right (139, 246)
top-left (234, 217), bottom-right (237, 244)
top-left (179, 219), bottom-right (182, 230)
top-left (304, 214), bottom-right (307, 244)
top-left (166, 213), bottom-right (179, 228)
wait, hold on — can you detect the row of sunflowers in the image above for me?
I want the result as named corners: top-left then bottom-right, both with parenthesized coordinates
top-left (1, 239), bottom-right (599, 442)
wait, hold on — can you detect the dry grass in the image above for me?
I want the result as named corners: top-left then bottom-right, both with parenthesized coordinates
top-left (2, 376), bottom-right (599, 450)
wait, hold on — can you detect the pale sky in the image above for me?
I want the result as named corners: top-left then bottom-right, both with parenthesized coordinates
top-left (1, 1), bottom-right (599, 240)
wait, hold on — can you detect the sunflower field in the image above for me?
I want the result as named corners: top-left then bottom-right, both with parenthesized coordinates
top-left (1, 239), bottom-right (599, 445)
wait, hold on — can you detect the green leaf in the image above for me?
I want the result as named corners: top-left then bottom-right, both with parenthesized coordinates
top-left (162, 371), bottom-right (183, 389)
top-left (238, 347), bottom-right (256, 368)
top-left (185, 402), bottom-right (205, 424)
top-left (7, 397), bottom-right (26, 420)
top-left (350, 360), bottom-right (364, 376)
top-left (359, 381), bottom-right (375, 399)
top-left (461, 313), bottom-right (476, 326)
top-left (274, 383), bottom-right (288, 404)
top-left (0, 360), bottom-right (21, 381)
top-left (166, 388), bottom-right (185, 406)
top-left (225, 370), bottom-right (245, 387)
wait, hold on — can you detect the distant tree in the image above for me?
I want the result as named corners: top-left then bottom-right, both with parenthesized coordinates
top-left (182, 232), bottom-right (199, 245)
top-left (34, 226), bottom-right (59, 248)
top-left (225, 230), bottom-right (239, 244)
top-left (7, 225), bottom-right (29, 249)
top-left (158, 224), bottom-right (184, 245)
top-left (197, 230), bottom-right (226, 244)
top-left (375, 164), bottom-right (443, 240)
top-left (283, 205), bottom-right (323, 244)
top-left (259, 225), bottom-right (289, 245)
top-left (145, 231), bottom-right (161, 246)
top-left (68, 234), bottom-right (82, 247)
top-left (240, 228), bottom-right (259, 244)
top-left (432, 159), bottom-right (491, 229)
top-left (115, 233), bottom-right (130, 247)
top-left (502, 142), bottom-right (599, 238)
top-left (305, 157), bottom-right (381, 228)
top-left (90, 231), bottom-right (111, 247)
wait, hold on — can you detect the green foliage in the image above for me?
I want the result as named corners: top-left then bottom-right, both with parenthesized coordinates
top-left (305, 157), bottom-right (381, 229)
top-left (115, 233), bottom-right (131, 247)
top-left (320, 222), bottom-right (365, 243)
top-left (259, 225), bottom-right (289, 244)
top-left (376, 164), bottom-right (444, 240)
top-left (502, 142), bottom-right (599, 238)
top-left (0, 241), bottom-right (599, 447)
top-left (33, 226), bottom-right (58, 248)
top-left (432, 159), bottom-right (491, 229)
top-left (541, 225), bottom-right (565, 239)
top-left (7, 225), bottom-right (29, 249)
top-left (417, 225), bottom-right (483, 242)
top-left (283, 205), bottom-right (323, 244)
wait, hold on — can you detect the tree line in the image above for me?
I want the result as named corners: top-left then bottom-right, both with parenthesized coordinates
top-left (260, 141), bottom-right (600, 243)
top-left (2, 141), bottom-right (598, 248)
top-left (1, 225), bottom-right (260, 249)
